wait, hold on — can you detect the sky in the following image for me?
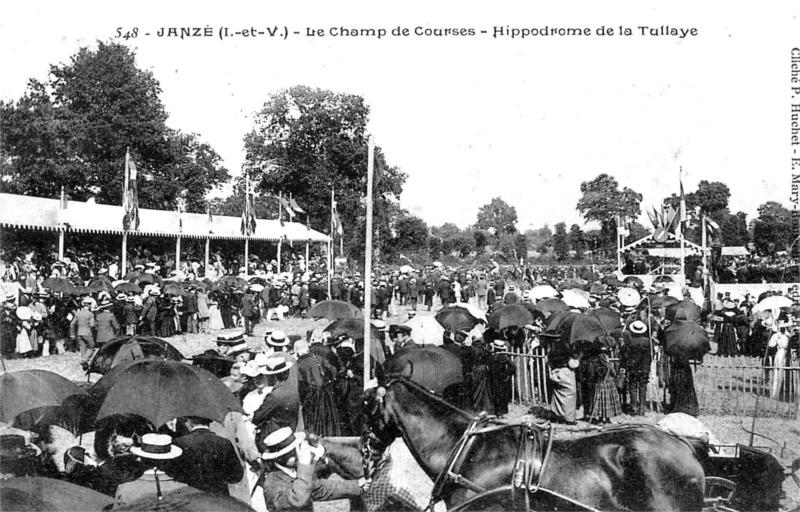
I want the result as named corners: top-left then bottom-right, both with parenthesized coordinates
top-left (1, 1), bottom-right (798, 233)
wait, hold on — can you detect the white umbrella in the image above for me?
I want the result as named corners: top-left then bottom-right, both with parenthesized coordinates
top-left (560, 290), bottom-right (590, 309)
top-left (564, 288), bottom-right (590, 301)
top-left (405, 316), bottom-right (445, 346)
top-left (530, 285), bottom-right (559, 300)
top-left (753, 295), bottom-right (794, 313)
top-left (449, 301), bottom-right (488, 323)
top-left (399, 265), bottom-right (414, 274)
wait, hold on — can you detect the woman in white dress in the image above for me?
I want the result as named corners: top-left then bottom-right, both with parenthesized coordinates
top-left (207, 291), bottom-right (225, 331)
top-left (768, 323), bottom-right (790, 399)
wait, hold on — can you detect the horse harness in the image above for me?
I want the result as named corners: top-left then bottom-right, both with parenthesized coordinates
top-left (425, 412), bottom-right (555, 512)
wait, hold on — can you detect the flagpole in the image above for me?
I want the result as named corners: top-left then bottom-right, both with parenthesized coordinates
top-left (679, 168), bottom-right (686, 281)
top-left (58, 187), bottom-right (66, 260)
top-left (277, 192), bottom-right (283, 273)
top-left (616, 216), bottom-right (622, 272)
top-left (701, 214), bottom-right (708, 296)
top-left (328, 187), bottom-right (334, 298)
top-left (244, 173), bottom-right (250, 274)
top-left (305, 214), bottom-right (310, 274)
top-left (122, 150), bottom-right (129, 275)
top-left (364, 136), bottom-right (375, 391)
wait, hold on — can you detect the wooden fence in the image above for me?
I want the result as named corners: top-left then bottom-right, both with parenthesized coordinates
top-left (508, 349), bottom-right (800, 420)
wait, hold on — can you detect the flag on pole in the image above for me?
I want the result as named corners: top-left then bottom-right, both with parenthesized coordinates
top-left (332, 193), bottom-right (343, 236)
top-left (240, 174), bottom-right (256, 236)
top-left (207, 203), bottom-right (214, 234)
top-left (616, 215), bottom-right (629, 236)
top-left (289, 197), bottom-right (305, 214)
top-left (122, 149), bottom-right (140, 231)
top-left (277, 196), bottom-right (297, 218)
top-left (176, 198), bottom-right (185, 233)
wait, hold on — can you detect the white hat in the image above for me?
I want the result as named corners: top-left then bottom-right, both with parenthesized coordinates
top-left (15, 306), bottom-right (33, 321)
top-left (130, 433), bottom-right (182, 460)
top-left (261, 427), bottom-right (305, 460)
top-left (371, 320), bottom-right (388, 331)
top-left (262, 357), bottom-right (293, 375)
top-left (242, 353), bottom-right (269, 377)
top-left (266, 330), bottom-right (289, 347)
top-left (629, 320), bottom-right (648, 334)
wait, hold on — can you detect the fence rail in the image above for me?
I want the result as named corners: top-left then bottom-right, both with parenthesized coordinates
top-left (508, 350), bottom-right (800, 420)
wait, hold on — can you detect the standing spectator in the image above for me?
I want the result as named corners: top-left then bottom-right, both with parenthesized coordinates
top-left (252, 357), bottom-right (301, 449)
top-left (184, 286), bottom-right (199, 334)
top-left (295, 340), bottom-right (341, 437)
top-left (196, 286), bottom-right (210, 334)
top-left (583, 340), bottom-right (622, 424)
top-left (438, 277), bottom-right (453, 307)
top-left (620, 321), bottom-right (652, 416)
top-left (123, 296), bottom-right (139, 336)
top-left (115, 434), bottom-right (186, 506)
top-left (407, 278), bottom-right (419, 311)
top-left (95, 299), bottom-right (120, 347)
top-left (476, 276), bottom-right (488, 309)
top-left (139, 288), bottom-right (159, 336)
top-left (70, 297), bottom-right (97, 369)
top-left (487, 339), bottom-right (515, 417)
top-left (546, 338), bottom-right (578, 424)
top-left (241, 289), bottom-right (258, 336)
top-left (398, 274), bottom-right (409, 305)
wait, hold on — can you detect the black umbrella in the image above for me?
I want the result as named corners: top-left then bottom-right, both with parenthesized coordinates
top-left (653, 275), bottom-right (675, 284)
top-left (87, 336), bottom-right (185, 375)
top-left (114, 282), bottom-right (142, 294)
top-left (92, 360), bottom-right (243, 428)
top-left (435, 305), bottom-right (482, 332)
top-left (664, 320), bottom-right (710, 359)
top-left (308, 300), bottom-right (362, 320)
top-left (623, 276), bottom-right (644, 288)
top-left (87, 279), bottom-right (113, 294)
top-left (665, 299), bottom-right (702, 322)
top-left (569, 314), bottom-right (615, 347)
top-left (41, 277), bottom-right (74, 293)
top-left (382, 346), bottom-right (463, 395)
top-left (532, 298), bottom-right (569, 318)
top-left (130, 273), bottom-right (162, 286)
top-left (0, 370), bottom-right (88, 424)
top-left (324, 318), bottom-right (385, 364)
top-left (488, 304), bottom-right (534, 330)
top-left (247, 276), bottom-right (268, 286)
top-left (1, 477), bottom-right (113, 511)
top-left (649, 295), bottom-right (680, 309)
top-left (218, 276), bottom-right (248, 289)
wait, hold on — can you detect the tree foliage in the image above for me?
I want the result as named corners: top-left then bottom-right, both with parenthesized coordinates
top-left (576, 174), bottom-right (642, 247)
top-left (242, 85), bottom-right (407, 261)
top-left (751, 202), bottom-right (793, 254)
top-left (0, 41), bottom-right (229, 212)
top-left (475, 197), bottom-right (518, 235)
top-left (553, 222), bottom-right (569, 261)
top-left (391, 214), bottom-right (429, 252)
top-left (568, 224), bottom-right (585, 255)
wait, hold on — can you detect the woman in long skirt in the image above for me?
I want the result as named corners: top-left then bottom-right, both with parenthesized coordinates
top-left (668, 355), bottom-right (699, 416)
top-left (295, 341), bottom-right (341, 437)
top-left (717, 302), bottom-right (739, 356)
top-left (583, 342), bottom-right (622, 424)
top-left (207, 292), bottom-right (225, 331)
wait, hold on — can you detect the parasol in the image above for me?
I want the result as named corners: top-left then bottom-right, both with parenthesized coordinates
top-left (399, 264), bottom-right (414, 274)
top-left (617, 287), bottom-right (642, 307)
top-left (533, 297), bottom-right (569, 318)
top-left (530, 285), bottom-right (559, 300)
top-left (1, 477), bottom-right (113, 512)
top-left (218, 276), bottom-right (248, 289)
top-left (664, 320), bottom-right (710, 360)
top-left (569, 313), bottom-right (617, 347)
top-left (752, 295), bottom-right (794, 313)
top-left (87, 336), bottom-right (185, 375)
top-left (382, 346), bottom-right (463, 395)
top-left (623, 276), bottom-right (644, 288)
top-left (114, 282), bottom-right (142, 294)
top-left (435, 305), bottom-right (483, 332)
top-left (404, 316), bottom-right (445, 346)
top-left (41, 277), bottom-right (74, 293)
top-left (560, 290), bottom-right (590, 309)
top-left (665, 299), bottom-right (702, 322)
top-left (308, 300), bottom-right (362, 320)
top-left (488, 304), bottom-right (534, 330)
top-left (130, 273), bottom-right (162, 286)
top-left (92, 360), bottom-right (243, 428)
top-left (0, 370), bottom-right (88, 425)
top-left (324, 318), bottom-right (385, 363)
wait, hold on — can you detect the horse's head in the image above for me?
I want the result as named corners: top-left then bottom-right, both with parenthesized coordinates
top-left (362, 364), bottom-right (413, 452)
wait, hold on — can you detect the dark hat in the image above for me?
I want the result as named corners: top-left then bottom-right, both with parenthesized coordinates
top-left (0, 434), bottom-right (41, 461)
top-left (389, 324), bottom-right (412, 336)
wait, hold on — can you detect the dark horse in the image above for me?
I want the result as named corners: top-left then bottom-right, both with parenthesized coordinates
top-left (363, 373), bottom-right (706, 511)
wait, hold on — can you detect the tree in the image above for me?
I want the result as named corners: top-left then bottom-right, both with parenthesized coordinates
top-left (242, 85), bottom-right (407, 261)
top-left (475, 197), bottom-right (518, 235)
top-left (391, 214), bottom-right (429, 252)
top-left (524, 225), bottom-right (552, 256)
top-left (751, 202), bottom-right (793, 254)
top-left (0, 41), bottom-right (229, 211)
top-left (431, 223), bottom-right (462, 239)
top-left (568, 224), bottom-right (585, 256)
top-left (690, 181), bottom-right (730, 216)
top-left (553, 222), bottom-right (569, 261)
top-left (514, 234), bottom-right (528, 262)
top-left (473, 229), bottom-right (491, 252)
top-left (576, 174), bottom-right (642, 249)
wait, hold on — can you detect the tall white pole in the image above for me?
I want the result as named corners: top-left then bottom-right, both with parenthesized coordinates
top-left (701, 214), bottom-right (708, 296)
top-left (58, 231), bottom-right (65, 261)
top-left (277, 192), bottom-right (283, 272)
top-left (244, 237), bottom-right (250, 275)
top-left (175, 237), bottom-right (181, 277)
top-left (204, 238), bottom-right (210, 278)
top-left (121, 233), bottom-right (128, 276)
top-left (363, 136), bottom-right (375, 390)
top-left (305, 215), bottom-right (310, 275)
top-left (328, 188), bottom-right (333, 298)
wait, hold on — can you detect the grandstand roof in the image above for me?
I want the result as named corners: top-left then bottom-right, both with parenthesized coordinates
top-left (0, 193), bottom-right (329, 243)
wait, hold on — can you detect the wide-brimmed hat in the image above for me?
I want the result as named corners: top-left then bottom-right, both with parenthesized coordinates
top-left (629, 320), bottom-right (648, 334)
top-left (722, 300), bottom-right (736, 309)
top-left (371, 320), bottom-right (388, 331)
top-left (491, 339), bottom-right (506, 351)
top-left (241, 353), bottom-right (269, 377)
top-left (262, 357), bottom-right (292, 375)
top-left (261, 427), bottom-right (305, 460)
top-left (389, 324), bottom-right (412, 336)
top-left (130, 433), bottom-right (182, 460)
top-left (217, 331), bottom-right (248, 355)
top-left (266, 330), bottom-right (289, 347)
top-left (15, 306), bottom-right (33, 321)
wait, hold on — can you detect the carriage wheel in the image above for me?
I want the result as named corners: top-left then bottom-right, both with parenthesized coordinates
top-left (703, 476), bottom-right (737, 510)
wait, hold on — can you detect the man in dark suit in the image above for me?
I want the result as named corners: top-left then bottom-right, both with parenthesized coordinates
top-left (253, 357), bottom-right (301, 450)
top-left (241, 289), bottom-right (258, 336)
top-left (389, 324), bottom-right (419, 351)
top-left (167, 416), bottom-right (243, 495)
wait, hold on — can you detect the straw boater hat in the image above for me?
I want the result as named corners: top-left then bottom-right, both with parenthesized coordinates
top-left (217, 331), bottom-right (248, 356)
top-left (242, 353), bottom-right (270, 377)
top-left (266, 330), bottom-right (289, 348)
top-left (722, 300), bottom-right (736, 310)
top-left (629, 320), bottom-right (648, 335)
top-left (261, 427), bottom-right (306, 460)
top-left (262, 357), bottom-right (293, 375)
top-left (371, 320), bottom-right (388, 332)
top-left (130, 433), bottom-right (182, 460)
top-left (492, 339), bottom-right (507, 351)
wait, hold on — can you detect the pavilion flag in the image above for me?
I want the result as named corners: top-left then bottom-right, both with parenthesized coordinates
top-left (240, 173), bottom-right (256, 236)
top-left (679, 170), bottom-right (687, 224)
top-left (616, 215), bottom-right (630, 236)
top-left (289, 197), bottom-right (305, 214)
top-left (207, 203), bottom-right (214, 233)
top-left (122, 149), bottom-right (140, 231)
top-left (176, 198), bottom-right (185, 233)
top-left (331, 191), bottom-right (343, 236)
top-left (277, 196), bottom-right (297, 218)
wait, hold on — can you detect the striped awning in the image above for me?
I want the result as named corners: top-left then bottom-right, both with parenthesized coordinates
top-left (0, 193), bottom-right (329, 243)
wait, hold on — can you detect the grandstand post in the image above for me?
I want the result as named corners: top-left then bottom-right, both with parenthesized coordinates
top-left (244, 237), bottom-right (249, 275)
top-left (175, 236), bottom-right (181, 276)
top-left (204, 238), bottom-right (210, 278)
top-left (363, 135), bottom-right (375, 390)
top-left (121, 232), bottom-right (128, 276)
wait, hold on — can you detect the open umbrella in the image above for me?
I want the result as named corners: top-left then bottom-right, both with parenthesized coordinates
top-left (92, 360), bottom-right (243, 428)
top-left (648, 295), bottom-right (680, 309)
top-left (247, 276), bottom-right (268, 286)
top-left (399, 264), bottom-right (414, 274)
top-left (324, 318), bottom-right (385, 364)
top-left (590, 307), bottom-right (622, 331)
top-left (162, 283), bottom-right (185, 296)
top-left (560, 290), bottom-right (590, 309)
top-left (617, 287), bottom-right (642, 308)
top-left (533, 298), bottom-right (569, 318)
top-left (0, 370), bottom-right (88, 424)
top-left (664, 320), bottom-right (710, 359)
top-left (665, 299), bottom-right (702, 322)
top-left (130, 273), bottom-right (162, 286)
top-left (404, 316), bottom-right (445, 346)
top-left (542, 311), bottom-right (579, 344)
top-left (569, 313), bottom-right (614, 346)
top-left (218, 276), bottom-right (248, 289)
top-left (488, 304), bottom-right (534, 330)
top-left (382, 347), bottom-right (463, 395)
top-left (114, 486), bottom-right (253, 511)
top-left (87, 336), bottom-right (185, 375)
top-left (308, 300), bottom-right (362, 320)
top-left (114, 282), bottom-right (141, 294)
top-left (41, 277), bottom-right (74, 293)
top-left (623, 276), bottom-right (644, 288)
top-left (1, 477), bottom-right (113, 511)
top-left (530, 285), bottom-right (559, 300)
top-left (653, 275), bottom-right (675, 284)
top-left (753, 295), bottom-right (794, 313)
top-left (435, 305), bottom-right (483, 332)
top-left (601, 275), bottom-right (624, 286)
